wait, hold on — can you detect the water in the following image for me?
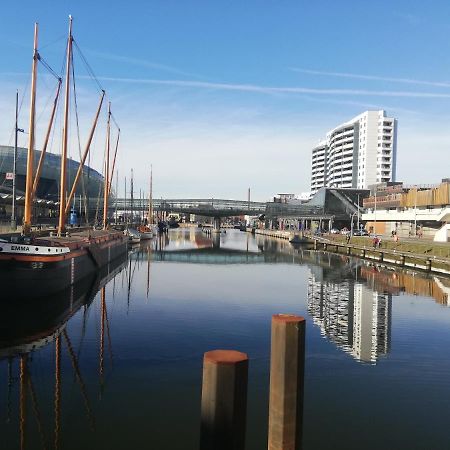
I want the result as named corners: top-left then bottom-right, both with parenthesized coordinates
top-left (1, 228), bottom-right (450, 450)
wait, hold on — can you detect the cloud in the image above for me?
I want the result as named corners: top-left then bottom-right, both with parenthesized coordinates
top-left (92, 76), bottom-right (450, 99)
top-left (290, 68), bottom-right (450, 89)
top-left (83, 50), bottom-right (205, 80)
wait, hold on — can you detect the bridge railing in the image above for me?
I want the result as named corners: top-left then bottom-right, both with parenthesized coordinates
top-left (110, 198), bottom-right (267, 214)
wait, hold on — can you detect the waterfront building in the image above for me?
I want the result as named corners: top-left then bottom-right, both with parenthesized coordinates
top-left (362, 179), bottom-right (450, 241)
top-left (0, 145), bottom-right (104, 222)
top-left (310, 110), bottom-right (397, 194)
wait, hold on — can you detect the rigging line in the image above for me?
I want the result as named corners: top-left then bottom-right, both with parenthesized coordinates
top-left (0, 76), bottom-right (31, 176)
top-left (36, 78), bottom-right (59, 125)
top-left (110, 112), bottom-right (120, 131)
top-left (94, 134), bottom-right (106, 226)
top-left (40, 34), bottom-right (65, 50)
top-left (72, 39), bottom-right (104, 93)
top-left (71, 50), bottom-right (88, 217)
top-left (37, 54), bottom-right (61, 81)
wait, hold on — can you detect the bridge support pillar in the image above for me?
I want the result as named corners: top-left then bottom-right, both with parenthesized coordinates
top-left (212, 232), bottom-right (221, 249)
top-left (213, 217), bottom-right (221, 233)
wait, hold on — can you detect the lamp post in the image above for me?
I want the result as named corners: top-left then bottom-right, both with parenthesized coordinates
top-left (357, 193), bottom-right (360, 231)
top-left (414, 187), bottom-right (418, 237)
top-left (374, 190), bottom-right (377, 235)
top-left (350, 211), bottom-right (358, 237)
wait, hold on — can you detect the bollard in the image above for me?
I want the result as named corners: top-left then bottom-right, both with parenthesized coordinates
top-left (268, 314), bottom-right (305, 450)
top-left (200, 350), bottom-right (249, 450)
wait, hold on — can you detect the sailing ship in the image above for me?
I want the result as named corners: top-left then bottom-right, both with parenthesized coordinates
top-left (137, 166), bottom-right (156, 239)
top-left (0, 17), bottom-right (127, 299)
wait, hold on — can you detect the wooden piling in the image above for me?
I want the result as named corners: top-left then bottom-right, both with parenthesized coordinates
top-left (268, 314), bottom-right (306, 450)
top-left (200, 350), bottom-right (248, 450)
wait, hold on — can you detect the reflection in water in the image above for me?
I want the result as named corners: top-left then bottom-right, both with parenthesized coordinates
top-left (1, 229), bottom-right (450, 450)
top-left (0, 254), bottom-right (127, 450)
top-left (360, 265), bottom-right (450, 306)
top-left (307, 264), bottom-right (391, 364)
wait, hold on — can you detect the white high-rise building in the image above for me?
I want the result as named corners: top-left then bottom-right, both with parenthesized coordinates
top-left (310, 110), bottom-right (397, 194)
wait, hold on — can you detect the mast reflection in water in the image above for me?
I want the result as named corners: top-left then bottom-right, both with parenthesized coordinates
top-left (0, 253), bottom-right (126, 450)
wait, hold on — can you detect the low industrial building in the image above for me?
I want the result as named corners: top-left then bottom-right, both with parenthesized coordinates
top-left (362, 180), bottom-right (450, 242)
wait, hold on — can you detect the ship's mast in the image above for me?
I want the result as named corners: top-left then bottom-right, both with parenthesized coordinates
top-left (58, 16), bottom-right (73, 236)
top-left (11, 90), bottom-right (19, 230)
top-left (103, 102), bottom-right (111, 229)
top-left (23, 23), bottom-right (39, 235)
top-left (148, 165), bottom-right (153, 225)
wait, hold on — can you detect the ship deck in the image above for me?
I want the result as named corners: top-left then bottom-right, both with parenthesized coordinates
top-left (35, 229), bottom-right (125, 250)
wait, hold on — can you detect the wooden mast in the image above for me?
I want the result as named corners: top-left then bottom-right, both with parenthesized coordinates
top-left (103, 102), bottom-right (111, 229)
top-left (108, 128), bottom-right (120, 196)
top-left (23, 23), bottom-right (39, 235)
top-left (148, 165), bottom-right (153, 225)
top-left (58, 15), bottom-right (73, 236)
top-left (64, 90), bottom-right (105, 216)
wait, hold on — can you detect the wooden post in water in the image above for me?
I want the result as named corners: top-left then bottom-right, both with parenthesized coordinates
top-left (200, 350), bottom-right (248, 450)
top-left (268, 314), bottom-right (305, 450)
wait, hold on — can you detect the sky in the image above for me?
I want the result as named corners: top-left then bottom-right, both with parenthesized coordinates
top-left (1, 0), bottom-right (450, 201)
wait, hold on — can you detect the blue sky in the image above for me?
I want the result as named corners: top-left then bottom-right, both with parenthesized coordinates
top-left (1, 1), bottom-right (450, 200)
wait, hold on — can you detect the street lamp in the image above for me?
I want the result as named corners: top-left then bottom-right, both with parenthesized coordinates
top-left (357, 193), bottom-right (360, 231)
top-left (350, 211), bottom-right (358, 237)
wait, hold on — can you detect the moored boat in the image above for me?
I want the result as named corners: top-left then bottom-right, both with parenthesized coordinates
top-left (0, 17), bottom-right (127, 299)
top-left (137, 225), bottom-right (153, 239)
top-left (125, 227), bottom-right (141, 243)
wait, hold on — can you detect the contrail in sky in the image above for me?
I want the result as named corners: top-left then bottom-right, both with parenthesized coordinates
top-left (95, 76), bottom-right (450, 98)
top-left (290, 68), bottom-right (450, 89)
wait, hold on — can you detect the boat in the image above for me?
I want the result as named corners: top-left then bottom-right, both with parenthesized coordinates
top-left (137, 225), bottom-right (153, 239)
top-left (136, 165), bottom-right (157, 239)
top-left (0, 250), bottom-right (127, 357)
top-left (0, 17), bottom-right (127, 299)
top-left (125, 227), bottom-right (141, 243)
top-left (168, 216), bottom-right (180, 228)
top-left (289, 233), bottom-right (310, 245)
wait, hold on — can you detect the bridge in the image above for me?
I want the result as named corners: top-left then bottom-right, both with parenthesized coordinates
top-left (0, 188), bottom-right (366, 231)
top-left (109, 188), bottom-right (367, 230)
top-left (110, 198), bottom-right (267, 217)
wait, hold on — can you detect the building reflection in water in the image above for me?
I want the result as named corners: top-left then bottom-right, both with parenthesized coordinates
top-left (307, 263), bottom-right (392, 364)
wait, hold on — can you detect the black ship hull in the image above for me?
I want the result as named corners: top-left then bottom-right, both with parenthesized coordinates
top-left (0, 234), bottom-right (128, 300)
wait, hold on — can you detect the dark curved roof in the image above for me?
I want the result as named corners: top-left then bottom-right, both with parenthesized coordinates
top-left (0, 145), bottom-right (104, 200)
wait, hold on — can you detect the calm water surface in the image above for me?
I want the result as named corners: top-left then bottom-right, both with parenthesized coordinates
top-left (2, 228), bottom-right (450, 450)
